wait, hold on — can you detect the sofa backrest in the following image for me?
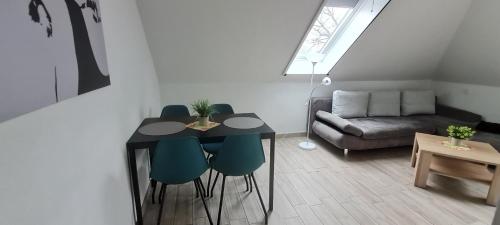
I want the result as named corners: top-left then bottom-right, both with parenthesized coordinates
top-left (436, 104), bottom-right (482, 124)
top-left (309, 95), bottom-right (483, 133)
top-left (330, 90), bottom-right (437, 118)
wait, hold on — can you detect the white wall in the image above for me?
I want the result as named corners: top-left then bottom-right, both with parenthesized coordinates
top-left (160, 80), bottom-right (431, 133)
top-left (0, 0), bottom-right (161, 225)
top-left (432, 0), bottom-right (500, 123)
top-left (434, 82), bottom-right (500, 124)
top-left (137, 0), bottom-right (470, 134)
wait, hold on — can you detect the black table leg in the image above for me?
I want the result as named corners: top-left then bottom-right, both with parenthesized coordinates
top-left (127, 145), bottom-right (143, 225)
top-left (268, 134), bottom-right (275, 211)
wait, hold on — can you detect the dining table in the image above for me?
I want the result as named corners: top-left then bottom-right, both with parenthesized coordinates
top-left (126, 113), bottom-right (276, 225)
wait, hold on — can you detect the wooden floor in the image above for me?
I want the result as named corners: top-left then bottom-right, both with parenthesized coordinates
top-left (143, 137), bottom-right (496, 225)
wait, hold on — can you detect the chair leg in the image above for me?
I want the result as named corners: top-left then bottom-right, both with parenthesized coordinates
top-left (195, 181), bottom-right (200, 198)
top-left (210, 172), bottom-right (220, 198)
top-left (157, 184), bottom-right (167, 225)
top-left (249, 174), bottom-right (253, 193)
top-left (195, 178), bottom-right (214, 225)
top-left (206, 168), bottom-right (213, 197)
top-left (216, 175), bottom-right (227, 225)
top-left (244, 175), bottom-right (249, 192)
top-left (158, 183), bottom-right (166, 203)
top-left (198, 177), bottom-right (207, 198)
top-left (251, 173), bottom-right (268, 224)
top-left (151, 179), bottom-right (157, 204)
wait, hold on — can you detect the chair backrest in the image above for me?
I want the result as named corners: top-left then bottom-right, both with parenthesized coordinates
top-left (151, 136), bottom-right (208, 184)
top-left (160, 105), bottom-right (190, 119)
top-left (211, 104), bottom-right (235, 115)
top-left (211, 134), bottom-right (265, 176)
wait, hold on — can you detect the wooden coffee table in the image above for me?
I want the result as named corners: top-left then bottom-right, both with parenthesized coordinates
top-left (411, 133), bottom-right (500, 206)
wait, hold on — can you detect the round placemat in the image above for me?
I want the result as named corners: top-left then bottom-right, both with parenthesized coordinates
top-left (223, 117), bottom-right (264, 129)
top-left (138, 122), bottom-right (186, 136)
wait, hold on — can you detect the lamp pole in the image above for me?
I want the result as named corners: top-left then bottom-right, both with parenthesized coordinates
top-left (299, 73), bottom-right (332, 150)
top-left (305, 62), bottom-right (317, 147)
top-left (309, 62), bottom-right (317, 93)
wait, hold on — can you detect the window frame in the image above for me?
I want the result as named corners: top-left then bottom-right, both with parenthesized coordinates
top-left (282, 0), bottom-right (391, 76)
top-left (282, 0), bottom-right (329, 76)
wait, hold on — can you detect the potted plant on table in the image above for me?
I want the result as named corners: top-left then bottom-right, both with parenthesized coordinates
top-left (191, 99), bottom-right (214, 126)
top-left (447, 125), bottom-right (476, 146)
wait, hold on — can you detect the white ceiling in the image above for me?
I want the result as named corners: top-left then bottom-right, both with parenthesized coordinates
top-left (435, 0), bottom-right (500, 86)
top-left (330, 0), bottom-right (471, 81)
top-left (137, 0), bottom-right (472, 83)
top-left (137, 0), bottom-right (321, 83)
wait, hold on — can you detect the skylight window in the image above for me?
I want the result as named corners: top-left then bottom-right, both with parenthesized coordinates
top-left (284, 0), bottom-right (391, 75)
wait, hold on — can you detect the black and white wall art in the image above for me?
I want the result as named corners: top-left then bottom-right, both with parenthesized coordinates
top-left (0, 0), bottom-right (110, 123)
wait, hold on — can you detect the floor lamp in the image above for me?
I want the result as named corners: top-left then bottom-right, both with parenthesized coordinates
top-left (299, 75), bottom-right (332, 150)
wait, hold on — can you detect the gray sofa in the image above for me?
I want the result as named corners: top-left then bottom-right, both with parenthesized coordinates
top-left (309, 96), bottom-right (500, 151)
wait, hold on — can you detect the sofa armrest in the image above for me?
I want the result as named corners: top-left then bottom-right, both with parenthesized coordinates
top-left (308, 97), bottom-right (333, 134)
top-left (316, 111), bottom-right (363, 137)
top-left (436, 104), bottom-right (482, 125)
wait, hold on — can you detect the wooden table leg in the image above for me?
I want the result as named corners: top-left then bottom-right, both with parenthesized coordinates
top-left (268, 134), bottom-right (275, 211)
top-left (487, 166), bottom-right (500, 206)
top-left (414, 151), bottom-right (432, 188)
top-left (411, 138), bottom-right (419, 168)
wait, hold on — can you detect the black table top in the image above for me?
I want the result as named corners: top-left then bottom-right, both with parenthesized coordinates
top-left (126, 113), bottom-right (275, 149)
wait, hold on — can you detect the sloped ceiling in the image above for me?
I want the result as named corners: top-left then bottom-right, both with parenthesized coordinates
top-left (435, 0), bottom-right (500, 86)
top-left (137, 0), bottom-right (321, 83)
top-left (331, 0), bottom-right (471, 81)
top-left (137, 0), bottom-right (471, 83)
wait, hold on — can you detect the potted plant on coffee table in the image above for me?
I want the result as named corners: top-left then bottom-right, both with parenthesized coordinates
top-left (447, 125), bottom-right (476, 146)
top-left (191, 99), bottom-right (214, 127)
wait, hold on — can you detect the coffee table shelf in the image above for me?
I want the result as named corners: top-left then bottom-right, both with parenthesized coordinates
top-left (429, 155), bottom-right (493, 183)
top-left (411, 133), bottom-right (500, 206)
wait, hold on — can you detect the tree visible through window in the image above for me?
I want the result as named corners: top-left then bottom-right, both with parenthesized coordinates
top-left (302, 7), bottom-right (352, 57)
top-left (285, 0), bottom-right (391, 75)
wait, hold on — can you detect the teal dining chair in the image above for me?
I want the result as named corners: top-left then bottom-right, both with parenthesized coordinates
top-left (203, 104), bottom-right (234, 154)
top-left (208, 134), bottom-right (267, 225)
top-left (160, 105), bottom-right (190, 119)
top-left (151, 104), bottom-right (191, 204)
top-left (203, 104), bottom-right (240, 195)
top-left (150, 136), bottom-right (213, 225)
top-left (211, 104), bottom-right (234, 116)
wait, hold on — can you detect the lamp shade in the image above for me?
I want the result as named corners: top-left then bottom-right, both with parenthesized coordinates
top-left (321, 77), bottom-right (332, 86)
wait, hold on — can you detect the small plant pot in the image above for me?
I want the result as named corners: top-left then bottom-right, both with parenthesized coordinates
top-left (198, 117), bottom-right (209, 126)
top-left (450, 137), bottom-right (462, 146)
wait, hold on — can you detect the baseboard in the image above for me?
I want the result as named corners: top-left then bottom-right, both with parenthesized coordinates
top-left (276, 132), bottom-right (306, 138)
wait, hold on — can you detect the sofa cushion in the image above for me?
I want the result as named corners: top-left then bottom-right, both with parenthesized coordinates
top-left (436, 104), bottom-right (482, 126)
top-left (347, 117), bottom-right (435, 140)
top-left (332, 90), bottom-right (370, 118)
top-left (316, 111), bottom-right (363, 137)
top-left (368, 91), bottom-right (401, 117)
top-left (401, 90), bottom-right (435, 116)
top-left (312, 121), bottom-right (416, 150)
top-left (416, 115), bottom-right (480, 136)
top-left (473, 131), bottom-right (500, 152)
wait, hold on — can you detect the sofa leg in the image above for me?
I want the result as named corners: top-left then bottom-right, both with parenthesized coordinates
top-left (344, 149), bottom-right (349, 155)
